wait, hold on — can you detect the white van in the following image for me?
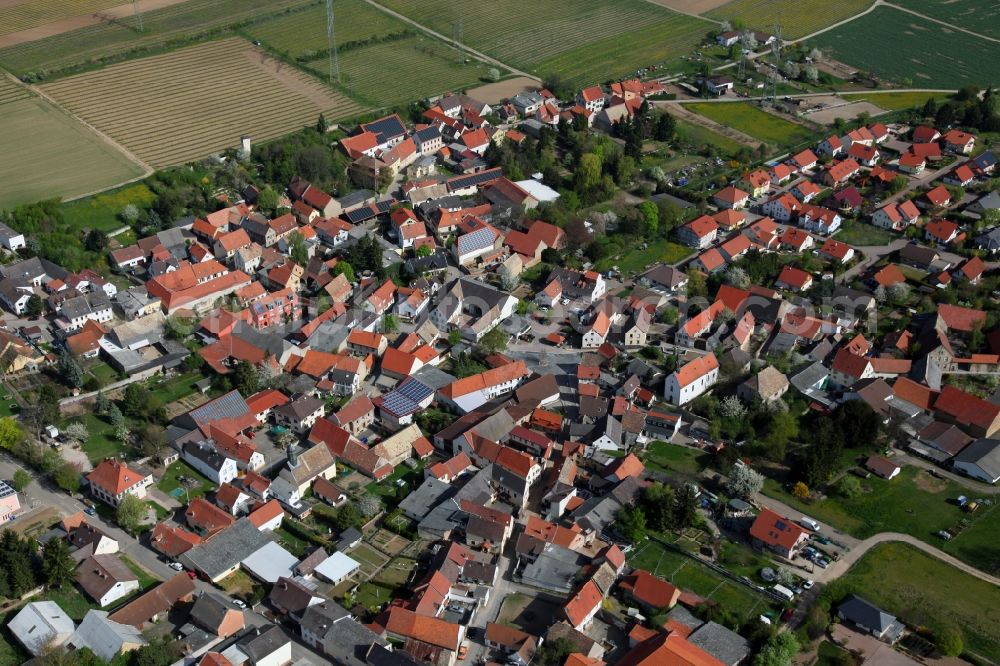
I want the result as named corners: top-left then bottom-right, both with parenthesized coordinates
top-left (772, 584), bottom-right (795, 601)
top-left (799, 517), bottom-right (821, 532)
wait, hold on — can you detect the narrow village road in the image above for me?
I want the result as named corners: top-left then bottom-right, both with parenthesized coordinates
top-left (361, 0), bottom-right (541, 82)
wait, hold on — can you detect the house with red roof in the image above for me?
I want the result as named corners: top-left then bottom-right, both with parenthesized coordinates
top-left (770, 162), bottom-right (795, 184)
top-left (925, 186), bottom-right (952, 209)
top-left (817, 135), bottom-right (844, 157)
top-left (824, 158), bottom-right (861, 187)
top-left (692, 248), bottom-right (726, 275)
top-left (934, 385), bottom-right (1000, 437)
top-left (749, 508), bottom-right (808, 558)
top-left (872, 264), bottom-right (906, 288)
top-left (775, 266), bottom-right (813, 292)
top-left (86, 460), bottom-right (152, 507)
top-left (847, 142), bottom-right (879, 167)
top-left (739, 169), bottom-right (771, 198)
top-left (791, 149), bottom-right (819, 171)
top-left (619, 569), bottom-right (681, 611)
top-left (956, 256), bottom-right (986, 284)
top-left (818, 238), bottom-right (854, 264)
top-left (791, 180), bottom-right (822, 203)
top-left (898, 152), bottom-right (926, 175)
top-left (664, 353), bottom-right (719, 406)
top-left (778, 228), bottom-right (814, 252)
top-left (577, 86), bottom-right (606, 113)
top-left (712, 186), bottom-right (749, 210)
top-left (563, 580), bottom-right (603, 631)
top-left (872, 200), bottom-right (920, 231)
top-left (941, 129), bottom-right (975, 154)
top-left (677, 216), bottom-right (719, 248)
top-left (925, 218), bottom-right (960, 245)
top-left (943, 163), bottom-right (976, 187)
top-left (618, 632), bottom-right (725, 666)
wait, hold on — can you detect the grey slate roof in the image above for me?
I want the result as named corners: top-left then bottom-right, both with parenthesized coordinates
top-left (689, 621), bottom-right (752, 666)
top-left (953, 438), bottom-right (1000, 480)
top-left (180, 519), bottom-right (272, 581)
top-left (837, 595), bottom-right (900, 636)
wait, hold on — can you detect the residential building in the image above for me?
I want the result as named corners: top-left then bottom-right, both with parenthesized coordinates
top-left (664, 353), bottom-right (719, 406)
top-left (86, 460), bottom-right (152, 507)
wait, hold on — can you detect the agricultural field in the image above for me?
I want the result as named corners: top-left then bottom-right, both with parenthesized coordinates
top-left (675, 118), bottom-right (744, 154)
top-left (833, 543), bottom-right (1000, 662)
top-left (378, 0), bottom-right (713, 87)
top-left (705, 0), bottom-right (873, 39)
top-left (246, 0), bottom-right (405, 61)
top-left (841, 91), bottom-right (950, 112)
top-left (811, 6), bottom-right (1000, 89)
top-left (685, 102), bottom-right (814, 149)
top-left (0, 0), bottom-right (316, 77)
top-left (0, 77), bottom-right (144, 210)
top-left (41, 38), bottom-right (366, 168)
top-left (313, 35), bottom-right (492, 108)
top-left (0, 0), bottom-right (121, 37)
top-left (896, 0), bottom-right (1000, 40)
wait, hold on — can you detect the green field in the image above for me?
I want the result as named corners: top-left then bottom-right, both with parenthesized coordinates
top-left (0, 0), bottom-right (317, 77)
top-left (675, 118), bottom-right (745, 155)
top-left (706, 0), bottom-right (872, 40)
top-left (841, 91), bottom-right (951, 112)
top-left (643, 440), bottom-right (709, 479)
top-left (378, 0), bottom-right (713, 87)
top-left (896, 0), bottom-right (1000, 40)
top-left (595, 238), bottom-right (693, 275)
top-left (835, 220), bottom-right (895, 246)
top-left (246, 0), bottom-right (404, 61)
top-left (833, 543), bottom-right (1000, 661)
top-left (811, 6), bottom-right (1000, 89)
top-left (0, 90), bottom-right (144, 211)
top-left (309, 35), bottom-right (492, 108)
top-left (60, 183), bottom-right (156, 233)
top-left (630, 540), bottom-right (775, 621)
top-left (686, 102), bottom-right (814, 149)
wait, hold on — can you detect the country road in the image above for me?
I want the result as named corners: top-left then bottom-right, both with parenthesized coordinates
top-left (822, 532), bottom-right (1000, 587)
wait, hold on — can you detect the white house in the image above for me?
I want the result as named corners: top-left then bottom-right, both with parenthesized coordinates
top-left (664, 353), bottom-right (719, 406)
top-left (85, 460), bottom-right (152, 508)
top-left (0, 223), bottom-right (26, 253)
top-left (182, 441), bottom-right (238, 487)
top-left (9, 601), bottom-right (75, 656)
top-left (313, 551), bottom-right (362, 585)
top-left (438, 360), bottom-right (529, 413)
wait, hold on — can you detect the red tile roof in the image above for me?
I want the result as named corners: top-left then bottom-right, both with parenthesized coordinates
top-left (938, 303), bottom-right (986, 332)
top-left (247, 499), bottom-right (284, 529)
top-left (617, 632), bottom-right (724, 666)
top-left (925, 185), bottom-right (952, 207)
top-left (620, 569), bottom-right (680, 609)
top-left (750, 508), bottom-right (806, 551)
top-left (87, 460), bottom-right (147, 496)
top-left (564, 580), bottom-right (602, 627)
top-left (673, 353), bottom-right (718, 388)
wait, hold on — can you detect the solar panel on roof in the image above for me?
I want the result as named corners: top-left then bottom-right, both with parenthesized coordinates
top-left (447, 168), bottom-right (502, 192)
top-left (0, 481), bottom-right (15, 498)
top-left (398, 378), bottom-right (433, 402)
top-left (380, 392), bottom-right (419, 416)
top-left (458, 227), bottom-right (496, 254)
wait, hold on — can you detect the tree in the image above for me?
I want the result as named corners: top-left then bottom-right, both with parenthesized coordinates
top-left (686, 270), bottom-right (708, 298)
top-left (256, 186), bottom-right (280, 213)
top-left (316, 113), bottom-right (329, 134)
top-left (478, 326), bottom-right (509, 354)
top-left (416, 244), bottom-right (433, 257)
top-left (288, 231), bottom-right (309, 266)
top-left (57, 350), bottom-right (84, 389)
top-left (791, 481), bottom-right (810, 499)
top-left (719, 395), bottom-right (747, 420)
top-left (727, 463), bottom-right (764, 499)
top-left (11, 469), bottom-right (30, 492)
top-left (672, 484), bottom-right (699, 528)
top-left (382, 314), bottom-right (399, 335)
top-left (42, 537), bottom-right (75, 588)
top-left (121, 203), bottom-right (141, 224)
top-left (616, 505), bottom-right (647, 543)
top-left (116, 494), bottom-right (146, 534)
top-left (726, 266), bottom-right (750, 289)
top-left (64, 422), bottom-right (89, 444)
top-left (53, 462), bottom-right (81, 493)
top-left (115, 423), bottom-right (130, 444)
top-left (498, 265), bottom-right (519, 291)
top-left (935, 626), bottom-right (964, 657)
top-left (357, 494), bottom-right (382, 518)
top-left (107, 403), bottom-right (125, 428)
top-left (0, 417), bottom-right (22, 450)
top-left (164, 316), bottom-right (194, 341)
top-left (753, 633), bottom-right (799, 666)
top-left (574, 153), bottom-right (602, 193)
top-left (837, 475), bottom-right (863, 499)
top-left (335, 502), bottom-right (363, 530)
top-left (487, 67), bottom-right (501, 82)
top-left (25, 294), bottom-right (43, 318)
top-left (121, 383), bottom-right (151, 418)
top-left (83, 229), bottom-right (108, 253)
top-left (136, 424), bottom-right (167, 460)
top-left (888, 282), bottom-right (910, 304)
top-left (874, 284), bottom-right (887, 303)
top-left (637, 201), bottom-right (659, 237)
top-left (332, 261), bottom-right (356, 283)
top-left (661, 307), bottom-right (679, 325)
top-left (655, 112), bottom-right (676, 142)
top-left (233, 360), bottom-right (260, 396)
top-left (534, 637), bottom-right (575, 666)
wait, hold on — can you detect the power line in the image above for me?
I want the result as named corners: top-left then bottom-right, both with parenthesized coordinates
top-left (325, 0), bottom-right (340, 85)
top-left (132, 0), bottom-right (144, 32)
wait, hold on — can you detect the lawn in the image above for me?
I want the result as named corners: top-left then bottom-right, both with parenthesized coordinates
top-left (706, 0), bottom-right (873, 40)
top-left (811, 6), bottom-right (1000, 89)
top-left (832, 542), bottom-right (1000, 661)
top-left (642, 440), bottom-right (709, 479)
top-left (366, 462), bottom-right (425, 509)
top-left (59, 412), bottom-right (126, 464)
top-left (378, 0), bottom-right (713, 87)
top-left (686, 102), bottom-right (815, 149)
top-left (121, 555), bottom-right (159, 590)
top-left (44, 587), bottom-right (96, 621)
top-left (816, 640), bottom-right (854, 666)
top-left (60, 184), bottom-right (156, 234)
top-left (146, 370), bottom-right (206, 406)
top-left (841, 91), bottom-right (951, 112)
top-left (157, 460), bottom-right (216, 501)
top-left (630, 539), bottom-right (775, 622)
top-left (675, 118), bottom-right (745, 155)
top-left (595, 238), bottom-right (693, 275)
top-left (274, 526), bottom-right (311, 558)
top-left (834, 220), bottom-right (895, 246)
top-left (895, 0), bottom-right (1000, 40)
top-left (355, 581), bottom-right (399, 611)
top-left (0, 93), bottom-right (144, 211)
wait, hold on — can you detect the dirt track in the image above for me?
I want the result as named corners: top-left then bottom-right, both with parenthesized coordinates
top-left (0, 0), bottom-right (188, 49)
top-left (644, 0), bottom-right (729, 13)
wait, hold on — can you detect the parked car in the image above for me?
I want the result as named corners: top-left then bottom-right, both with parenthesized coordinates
top-left (233, 599), bottom-right (247, 609)
top-left (84, 508), bottom-right (96, 516)
top-left (169, 562), bottom-right (184, 571)
top-left (802, 579), bottom-right (814, 590)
